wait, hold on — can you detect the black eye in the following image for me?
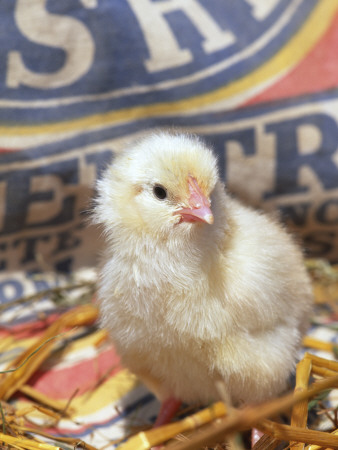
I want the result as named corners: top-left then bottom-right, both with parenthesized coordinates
top-left (153, 184), bottom-right (167, 200)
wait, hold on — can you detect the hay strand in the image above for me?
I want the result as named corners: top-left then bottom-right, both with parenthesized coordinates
top-left (0, 432), bottom-right (61, 450)
top-left (19, 385), bottom-right (72, 414)
top-left (118, 402), bottom-right (227, 450)
top-left (118, 375), bottom-right (338, 450)
top-left (290, 355), bottom-right (312, 448)
top-left (258, 420), bottom-right (338, 447)
top-left (0, 304), bottom-right (98, 401)
top-left (303, 336), bottom-right (338, 355)
top-left (305, 429), bottom-right (338, 449)
top-left (0, 260), bottom-right (337, 450)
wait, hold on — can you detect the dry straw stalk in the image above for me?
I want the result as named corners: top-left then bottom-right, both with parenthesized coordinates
top-left (118, 374), bottom-right (338, 449)
top-left (0, 304), bottom-right (98, 401)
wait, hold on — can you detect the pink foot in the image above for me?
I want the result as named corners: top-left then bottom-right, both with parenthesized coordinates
top-left (153, 397), bottom-right (182, 428)
top-left (251, 428), bottom-right (264, 447)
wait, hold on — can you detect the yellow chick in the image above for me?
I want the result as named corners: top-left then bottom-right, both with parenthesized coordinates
top-left (93, 131), bottom-right (313, 426)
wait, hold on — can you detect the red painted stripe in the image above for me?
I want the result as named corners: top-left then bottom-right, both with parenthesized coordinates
top-left (244, 11), bottom-right (338, 106)
top-left (0, 313), bottom-right (63, 340)
top-left (27, 345), bottom-right (122, 399)
top-left (0, 148), bottom-right (19, 153)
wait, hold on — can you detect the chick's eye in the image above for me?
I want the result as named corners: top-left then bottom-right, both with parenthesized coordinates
top-left (153, 184), bottom-right (167, 200)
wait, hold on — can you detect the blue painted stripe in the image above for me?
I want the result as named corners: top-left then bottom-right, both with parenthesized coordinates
top-left (1, 87), bottom-right (338, 165)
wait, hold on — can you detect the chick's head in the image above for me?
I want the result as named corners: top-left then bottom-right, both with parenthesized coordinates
top-left (95, 132), bottom-right (219, 239)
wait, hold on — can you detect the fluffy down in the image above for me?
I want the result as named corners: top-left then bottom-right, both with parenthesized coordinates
top-left (93, 131), bottom-right (313, 407)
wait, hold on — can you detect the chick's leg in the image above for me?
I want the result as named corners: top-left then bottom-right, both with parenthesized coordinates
top-left (135, 369), bottom-right (182, 426)
top-left (153, 397), bottom-right (182, 428)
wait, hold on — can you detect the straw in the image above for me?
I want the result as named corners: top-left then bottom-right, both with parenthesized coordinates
top-left (0, 259), bottom-right (337, 450)
top-left (0, 304), bottom-right (98, 401)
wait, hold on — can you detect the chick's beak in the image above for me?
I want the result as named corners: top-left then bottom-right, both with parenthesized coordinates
top-left (175, 176), bottom-right (214, 224)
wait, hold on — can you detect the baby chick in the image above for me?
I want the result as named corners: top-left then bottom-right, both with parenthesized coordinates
top-left (93, 131), bottom-right (313, 426)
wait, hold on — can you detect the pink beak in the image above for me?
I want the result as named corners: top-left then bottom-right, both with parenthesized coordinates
top-left (175, 176), bottom-right (214, 224)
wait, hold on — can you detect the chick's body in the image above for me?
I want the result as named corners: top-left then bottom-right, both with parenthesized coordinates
top-left (94, 132), bottom-right (313, 407)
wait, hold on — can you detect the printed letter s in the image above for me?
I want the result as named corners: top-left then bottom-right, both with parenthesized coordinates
top-left (7, 0), bottom-right (95, 89)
